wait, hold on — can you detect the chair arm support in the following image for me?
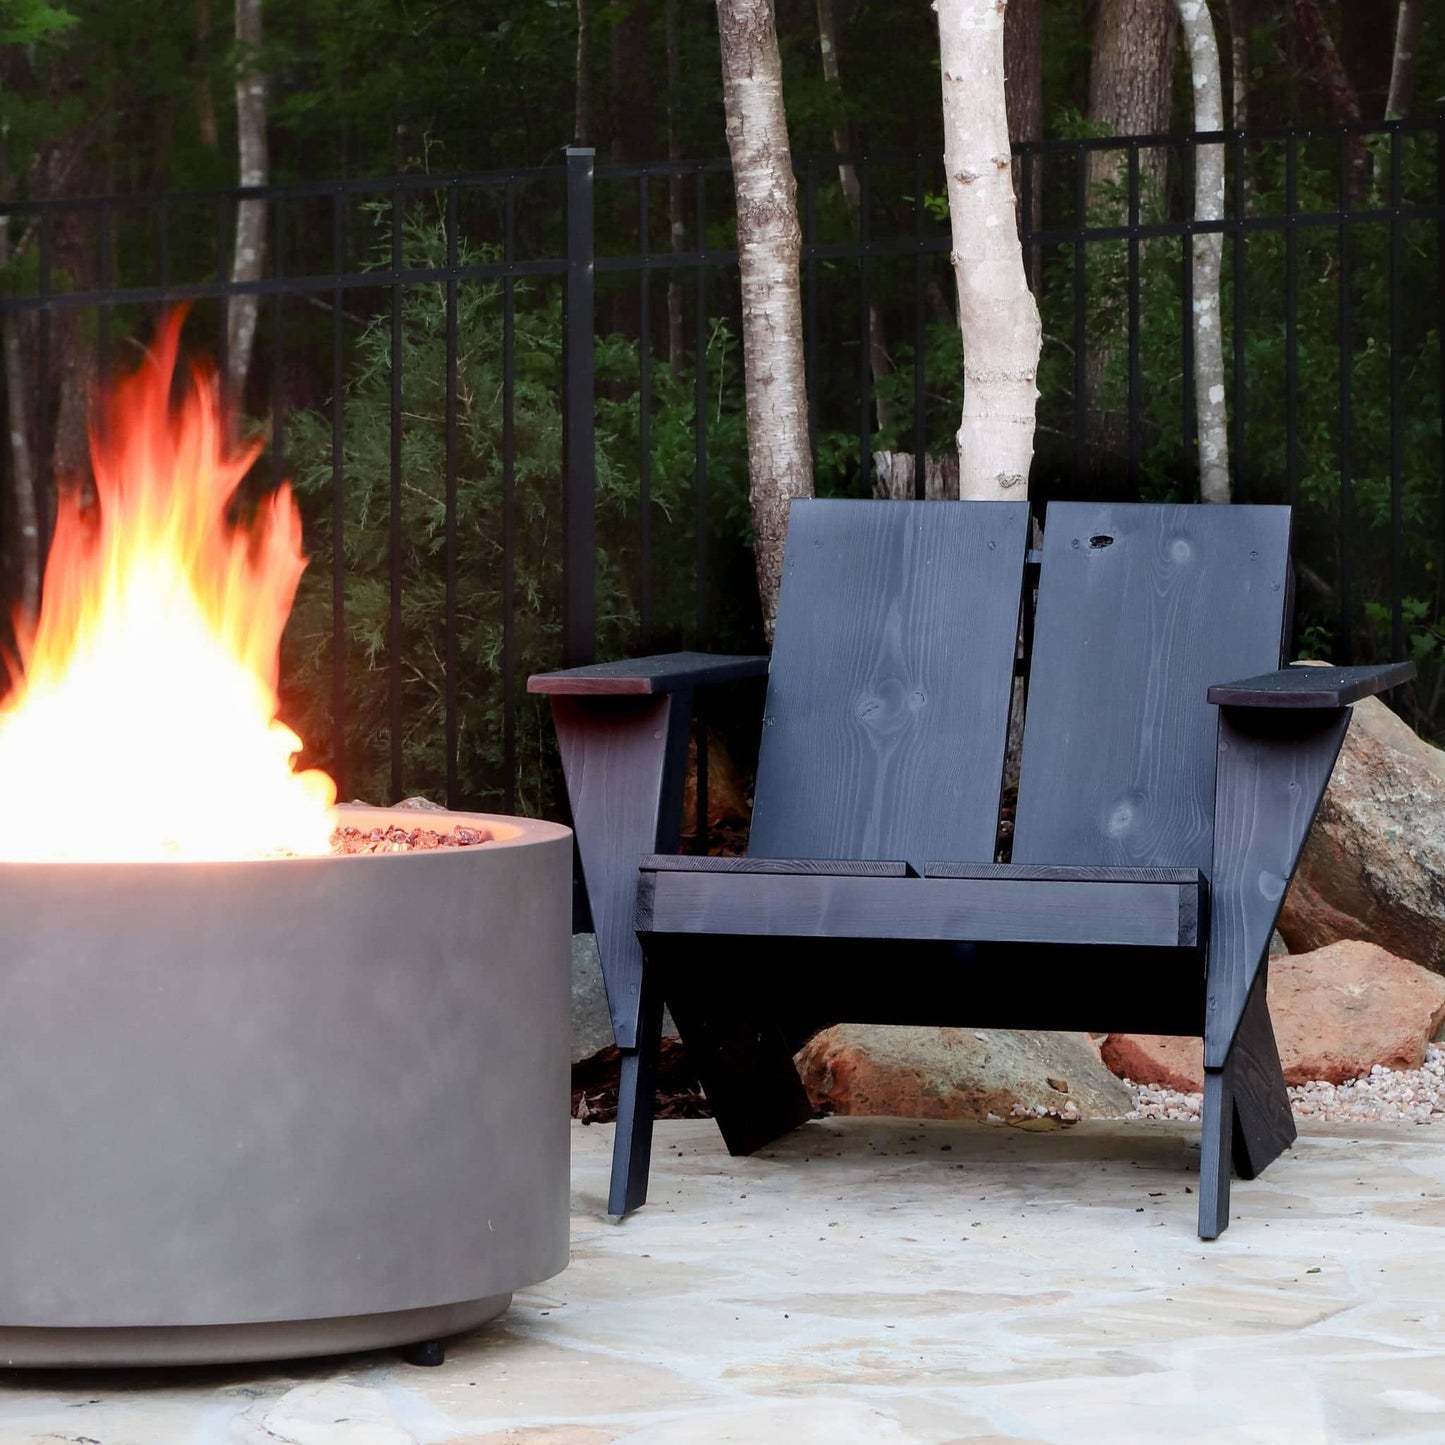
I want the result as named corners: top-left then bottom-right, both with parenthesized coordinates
top-left (1203, 705), bottom-right (1351, 1070)
top-left (528, 650), bottom-right (769, 696)
top-left (1207, 660), bottom-right (1415, 710)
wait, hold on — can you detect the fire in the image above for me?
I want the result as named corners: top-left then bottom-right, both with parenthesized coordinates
top-left (0, 312), bottom-right (337, 862)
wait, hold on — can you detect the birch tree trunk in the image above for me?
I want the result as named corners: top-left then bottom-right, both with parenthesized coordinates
top-left (816, 0), bottom-right (892, 431)
top-left (937, 0), bottom-right (1042, 500)
top-left (716, 0), bottom-right (813, 640)
top-left (1177, 0), bottom-right (1230, 503)
top-left (227, 0), bottom-right (267, 408)
top-left (1385, 0), bottom-right (1421, 119)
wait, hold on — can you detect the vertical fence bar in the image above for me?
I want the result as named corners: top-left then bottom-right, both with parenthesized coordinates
top-left (503, 179), bottom-right (518, 813)
top-left (271, 198), bottom-right (285, 489)
top-left (1338, 135), bottom-right (1354, 665)
top-left (1127, 142), bottom-right (1142, 496)
top-left (388, 186), bottom-right (406, 798)
top-left (858, 157), bottom-right (873, 495)
top-left (444, 182), bottom-right (460, 809)
top-left (694, 167), bottom-right (709, 645)
top-left (1285, 132), bottom-right (1299, 511)
top-left (97, 201), bottom-right (112, 384)
top-left (694, 165), bottom-right (711, 852)
top-left (1231, 129), bottom-right (1247, 492)
top-left (1073, 146), bottom-right (1087, 487)
top-left (330, 189), bottom-right (347, 799)
top-left (216, 197), bottom-right (231, 387)
top-left (1388, 125), bottom-right (1404, 665)
top-left (805, 159), bottom-right (819, 471)
top-left (158, 197), bottom-right (171, 288)
top-left (1181, 136), bottom-right (1197, 500)
top-left (638, 171), bottom-right (653, 645)
top-left (912, 151), bottom-right (926, 500)
top-left (562, 147), bottom-right (597, 669)
top-left (35, 212), bottom-right (51, 552)
top-left (1438, 104), bottom-right (1445, 644)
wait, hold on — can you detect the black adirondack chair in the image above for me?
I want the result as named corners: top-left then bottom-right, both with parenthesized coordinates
top-left (529, 500), bottom-right (1412, 1238)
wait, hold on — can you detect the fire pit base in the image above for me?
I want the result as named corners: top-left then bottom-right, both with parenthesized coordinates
top-left (0, 806), bottom-right (572, 1368)
top-left (0, 1295), bottom-right (511, 1368)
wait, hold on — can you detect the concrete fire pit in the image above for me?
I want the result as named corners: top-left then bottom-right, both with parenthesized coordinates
top-left (0, 805), bottom-right (572, 1368)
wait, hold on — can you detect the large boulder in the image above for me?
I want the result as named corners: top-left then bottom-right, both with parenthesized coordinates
top-left (1278, 695), bottom-right (1445, 974)
top-left (795, 1025), bottom-right (1133, 1120)
top-left (1102, 940), bottom-right (1445, 1089)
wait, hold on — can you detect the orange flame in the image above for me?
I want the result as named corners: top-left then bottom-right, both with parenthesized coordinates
top-left (0, 312), bottom-right (337, 861)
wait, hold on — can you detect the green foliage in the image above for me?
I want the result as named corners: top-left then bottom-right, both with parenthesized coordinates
top-left (282, 206), bottom-right (752, 812)
top-left (0, 0), bottom-right (75, 46)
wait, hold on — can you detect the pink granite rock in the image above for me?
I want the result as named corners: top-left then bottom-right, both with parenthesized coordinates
top-left (1278, 694), bottom-right (1445, 975)
top-left (1102, 940), bottom-right (1445, 1089)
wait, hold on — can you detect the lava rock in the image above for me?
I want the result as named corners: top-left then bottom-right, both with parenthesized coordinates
top-left (1103, 939), bottom-right (1445, 1089)
top-left (794, 1025), bottom-right (1133, 1121)
top-left (1278, 694), bottom-right (1445, 975)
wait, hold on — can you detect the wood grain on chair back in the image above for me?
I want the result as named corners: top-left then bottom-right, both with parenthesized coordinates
top-left (1013, 502), bottom-right (1291, 878)
top-left (748, 499), bottom-right (1031, 871)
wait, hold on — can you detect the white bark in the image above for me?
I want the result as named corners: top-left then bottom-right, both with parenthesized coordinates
top-left (1386, 0), bottom-right (1421, 120)
top-left (717, 0), bottom-right (814, 641)
top-left (937, 0), bottom-right (1042, 500)
top-left (1177, 0), bottom-right (1230, 503)
top-left (227, 0), bottom-right (267, 407)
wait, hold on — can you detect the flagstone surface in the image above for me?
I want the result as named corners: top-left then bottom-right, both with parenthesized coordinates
top-left (3, 1115), bottom-right (1445, 1443)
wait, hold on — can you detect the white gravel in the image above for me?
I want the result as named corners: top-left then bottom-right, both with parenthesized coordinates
top-left (1125, 1042), bottom-right (1445, 1125)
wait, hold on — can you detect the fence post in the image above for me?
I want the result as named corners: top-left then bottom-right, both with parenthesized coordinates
top-left (562, 146), bottom-right (597, 668)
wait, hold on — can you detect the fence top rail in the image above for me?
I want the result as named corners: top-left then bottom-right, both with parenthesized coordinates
top-left (2, 115), bottom-right (1440, 220)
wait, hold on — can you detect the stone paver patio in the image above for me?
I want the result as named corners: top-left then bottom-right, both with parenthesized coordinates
top-left (4, 1115), bottom-right (1445, 1443)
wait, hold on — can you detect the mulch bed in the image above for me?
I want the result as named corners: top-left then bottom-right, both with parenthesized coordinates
top-left (572, 1037), bottom-right (714, 1124)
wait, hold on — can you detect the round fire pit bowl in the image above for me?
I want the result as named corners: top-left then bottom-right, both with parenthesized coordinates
top-left (0, 805), bottom-right (572, 1367)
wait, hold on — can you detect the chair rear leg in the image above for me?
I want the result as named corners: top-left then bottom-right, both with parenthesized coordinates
top-left (607, 975), bottom-right (665, 1217)
top-left (660, 939), bottom-right (814, 1157)
top-left (1228, 962), bottom-right (1296, 1181)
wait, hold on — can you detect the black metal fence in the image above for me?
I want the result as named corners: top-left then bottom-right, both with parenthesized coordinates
top-left (1, 114), bottom-right (1442, 825)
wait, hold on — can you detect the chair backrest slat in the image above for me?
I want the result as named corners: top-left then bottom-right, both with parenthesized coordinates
top-left (1013, 501), bottom-right (1291, 878)
top-left (748, 499), bottom-right (1030, 871)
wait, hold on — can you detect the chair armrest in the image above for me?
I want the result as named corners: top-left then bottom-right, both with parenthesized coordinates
top-left (527, 650), bottom-right (769, 696)
top-left (1207, 661), bottom-right (1415, 709)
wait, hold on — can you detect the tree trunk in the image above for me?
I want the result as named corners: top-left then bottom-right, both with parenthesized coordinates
top-left (816, 0), bottom-right (891, 431)
top-left (1177, 0), bottom-right (1230, 504)
top-left (1085, 0), bottom-right (1178, 204)
top-left (665, 0), bottom-right (685, 370)
top-left (938, 0), bottom-right (1042, 500)
top-left (575, 0), bottom-right (592, 146)
top-left (1228, 0), bottom-right (1252, 211)
top-left (1004, 0), bottom-right (1043, 287)
top-left (227, 0), bottom-right (267, 409)
top-left (0, 211), bottom-right (39, 627)
top-left (1292, 0), bottom-right (1359, 121)
top-left (1291, 0), bottom-right (1365, 188)
top-left (1385, 0), bottom-right (1421, 119)
top-left (716, 0), bottom-right (813, 641)
top-left (607, 1), bottom-right (652, 339)
top-left (194, 0), bottom-right (219, 149)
